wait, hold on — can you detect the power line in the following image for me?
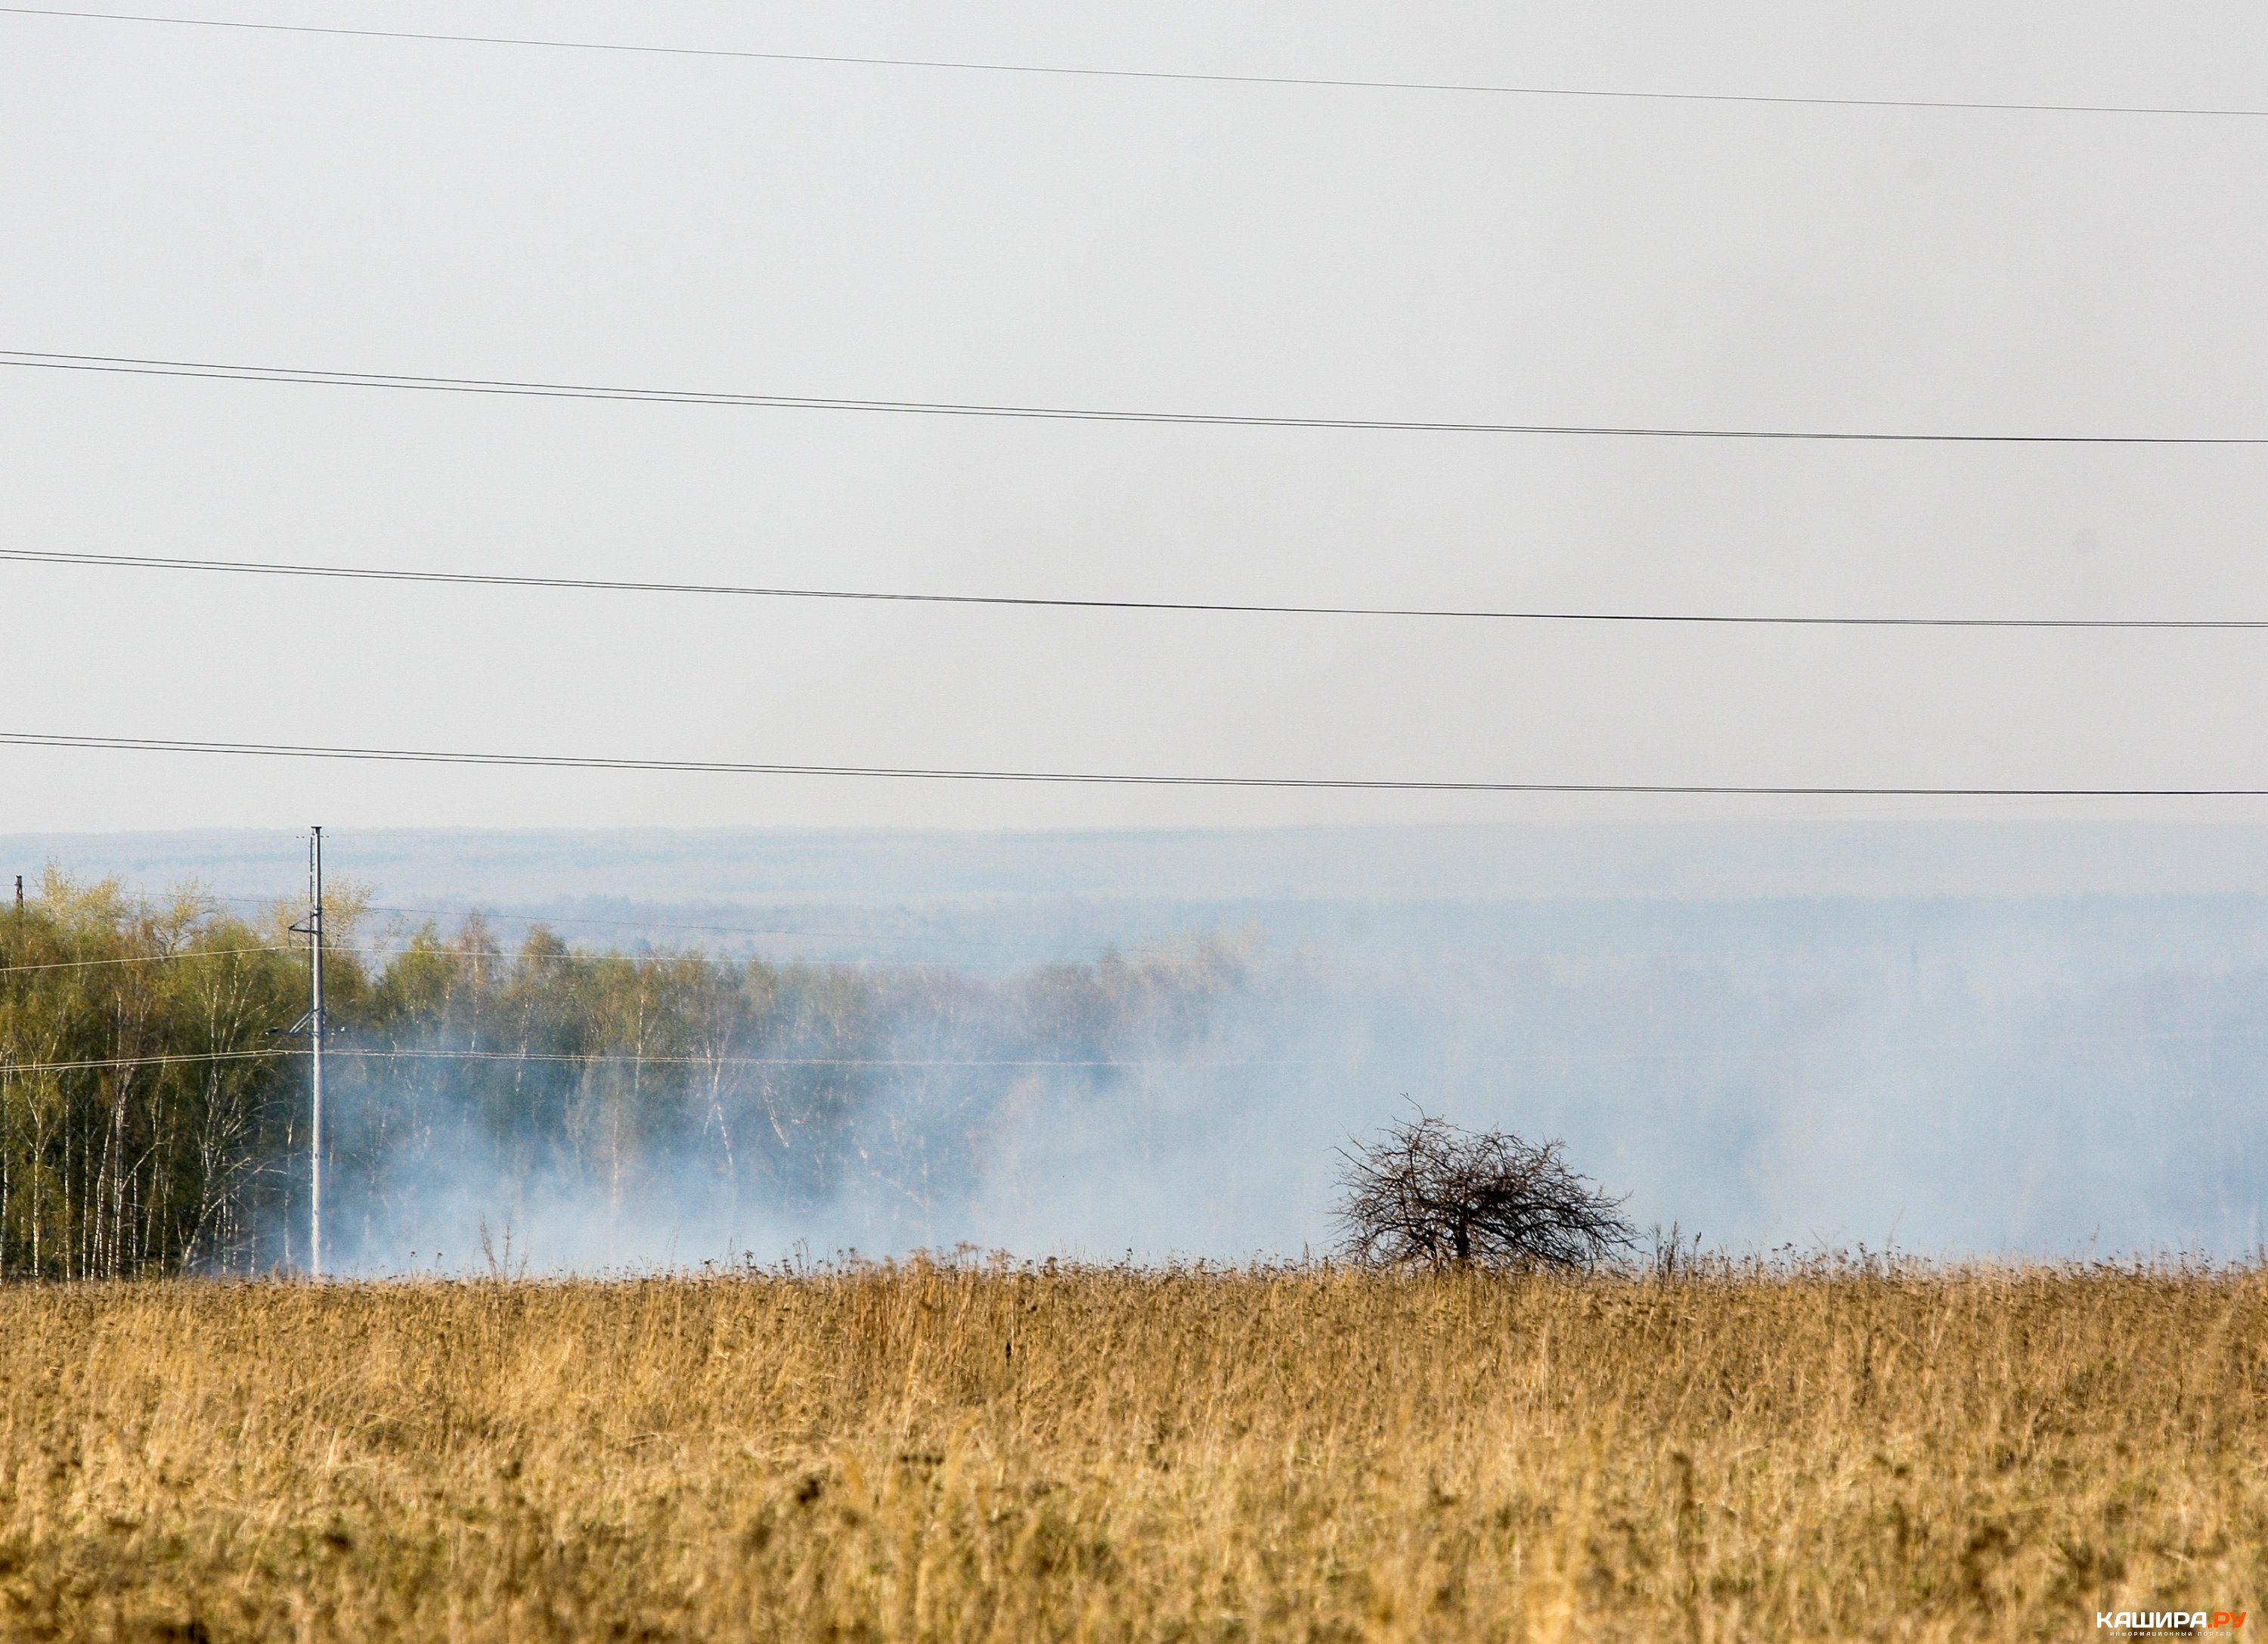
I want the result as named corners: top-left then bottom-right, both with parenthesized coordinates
top-left (0, 1045), bottom-right (1304, 1075)
top-left (330, 942), bottom-right (948, 972)
top-left (353, 906), bottom-right (1014, 949)
top-left (0, 1047), bottom-right (280, 1075)
top-left (328, 1048), bottom-right (1275, 1069)
top-left (4, 350), bottom-right (2260, 446)
top-left (336, 941), bottom-right (723, 967)
top-left (0, 937), bottom-right (976, 979)
top-left (193, 895), bottom-right (1048, 957)
top-left (13, 1030), bottom-right (2266, 1079)
top-left (0, 932), bottom-right (1098, 982)
top-left (4, 6), bottom-right (2260, 120)
top-left (0, 938), bottom-right (642, 979)
top-left (7, 544), bottom-right (2267, 630)
top-left (204, 898), bottom-right (1027, 953)
top-left (0, 943), bottom-right (290, 977)
top-left (6, 729), bottom-right (2266, 799)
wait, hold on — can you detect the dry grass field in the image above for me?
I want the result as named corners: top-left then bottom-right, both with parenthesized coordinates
top-left (1, 1261), bottom-right (2263, 1642)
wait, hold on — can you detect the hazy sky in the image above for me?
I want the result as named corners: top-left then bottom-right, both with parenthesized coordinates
top-left (6, 2), bottom-right (2268, 833)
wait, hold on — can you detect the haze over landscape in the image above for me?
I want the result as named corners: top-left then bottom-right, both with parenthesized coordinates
top-left (14, 820), bottom-right (2266, 1264)
top-left (13, 7), bottom-right (2268, 1636)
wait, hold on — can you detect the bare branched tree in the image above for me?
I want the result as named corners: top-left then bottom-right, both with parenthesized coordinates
top-left (1334, 1107), bottom-right (1636, 1270)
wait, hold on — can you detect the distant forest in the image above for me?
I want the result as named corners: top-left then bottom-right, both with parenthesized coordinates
top-left (0, 873), bottom-right (1250, 1278)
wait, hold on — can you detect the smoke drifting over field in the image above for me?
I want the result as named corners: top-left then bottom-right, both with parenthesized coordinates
top-left (325, 899), bottom-right (2268, 1273)
top-left (12, 823), bottom-right (2268, 1274)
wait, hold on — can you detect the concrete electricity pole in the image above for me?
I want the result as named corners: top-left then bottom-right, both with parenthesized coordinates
top-left (305, 827), bottom-right (326, 1278)
top-left (273, 825), bottom-right (331, 1279)
top-left (274, 830), bottom-right (330, 1276)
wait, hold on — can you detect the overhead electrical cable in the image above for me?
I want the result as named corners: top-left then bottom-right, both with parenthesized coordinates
top-left (7, 544), bottom-right (2266, 630)
top-left (349, 911), bottom-right (1018, 951)
top-left (352, 926), bottom-right (964, 953)
top-left (330, 943), bottom-right (962, 971)
top-left (0, 930), bottom-right (1024, 978)
top-left (5, 730), bottom-right (2266, 799)
top-left (0, 1048), bottom-right (283, 1075)
top-left (2, 6), bottom-right (2260, 119)
top-left (217, 897), bottom-right (1032, 951)
top-left (2, 351), bottom-right (2260, 445)
top-left (0, 1047), bottom-right (1312, 1075)
top-left (9, 1032), bottom-right (2261, 1078)
top-left (0, 944), bottom-right (291, 977)
top-left (198, 897), bottom-right (1052, 955)
top-left (327, 1049), bottom-right (1284, 1069)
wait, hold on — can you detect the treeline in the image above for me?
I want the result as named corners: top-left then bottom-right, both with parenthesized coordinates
top-left (0, 873), bottom-right (1250, 1278)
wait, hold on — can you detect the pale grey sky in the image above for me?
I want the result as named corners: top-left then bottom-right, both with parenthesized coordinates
top-left (5, 2), bottom-right (2267, 832)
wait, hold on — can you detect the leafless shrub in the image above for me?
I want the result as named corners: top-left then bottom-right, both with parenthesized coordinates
top-left (1334, 1106), bottom-right (1637, 1270)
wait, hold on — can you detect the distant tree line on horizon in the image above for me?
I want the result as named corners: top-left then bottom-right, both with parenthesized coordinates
top-left (0, 873), bottom-right (1252, 1279)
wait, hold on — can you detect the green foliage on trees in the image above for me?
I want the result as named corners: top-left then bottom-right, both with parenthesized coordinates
top-left (1, 875), bottom-right (1250, 1276)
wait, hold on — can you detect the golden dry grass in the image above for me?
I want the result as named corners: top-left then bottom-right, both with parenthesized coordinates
top-left (1, 1261), bottom-right (2263, 1642)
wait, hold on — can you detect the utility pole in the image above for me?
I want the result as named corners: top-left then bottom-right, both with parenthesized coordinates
top-left (271, 832), bottom-right (330, 1276)
top-left (305, 827), bottom-right (326, 1279)
top-left (308, 825), bottom-right (327, 1279)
